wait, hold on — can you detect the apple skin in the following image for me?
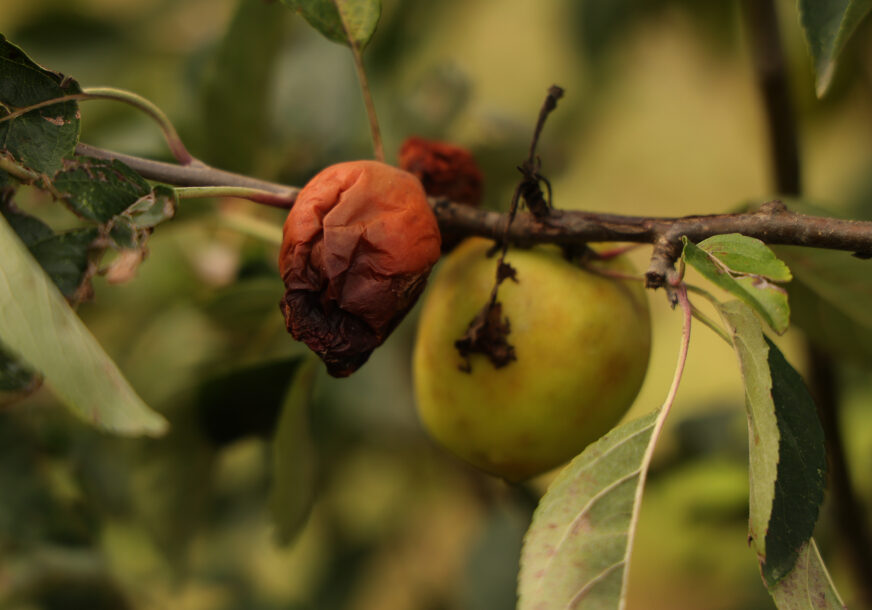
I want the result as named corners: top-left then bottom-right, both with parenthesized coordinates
top-left (413, 237), bottom-right (651, 482)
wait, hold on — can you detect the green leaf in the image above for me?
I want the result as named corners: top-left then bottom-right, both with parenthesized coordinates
top-left (0, 199), bottom-right (54, 244)
top-left (683, 235), bottom-right (791, 334)
top-left (770, 539), bottom-right (846, 609)
top-left (0, 212), bottom-right (167, 435)
top-left (518, 411), bottom-right (658, 609)
top-left (269, 357), bottom-right (318, 545)
top-left (719, 301), bottom-right (826, 586)
top-left (0, 34), bottom-right (81, 173)
top-left (53, 156), bottom-right (152, 223)
top-left (1, 201), bottom-right (97, 299)
top-left (106, 185), bottom-right (177, 250)
top-left (200, 0), bottom-right (285, 173)
top-left (798, 0), bottom-right (872, 96)
top-left (718, 301), bottom-right (777, 558)
top-left (0, 202), bottom-right (92, 397)
top-left (124, 184), bottom-right (177, 229)
top-left (282, 0), bottom-right (381, 49)
top-left (763, 335), bottom-right (827, 584)
top-left (698, 234), bottom-right (792, 282)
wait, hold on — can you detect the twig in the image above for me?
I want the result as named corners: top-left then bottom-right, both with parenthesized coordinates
top-left (435, 199), bottom-right (872, 286)
top-left (75, 143), bottom-right (298, 201)
top-left (175, 186), bottom-right (296, 208)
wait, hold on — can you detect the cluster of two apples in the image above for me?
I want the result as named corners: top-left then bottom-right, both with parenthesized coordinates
top-left (279, 154), bottom-right (651, 482)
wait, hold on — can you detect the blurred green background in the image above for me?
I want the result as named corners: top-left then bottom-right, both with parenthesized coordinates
top-left (2, 0), bottom-right (872, 608)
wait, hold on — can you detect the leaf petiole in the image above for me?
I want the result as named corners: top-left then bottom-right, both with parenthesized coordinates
top-left (0, 87), bottom-right (197, 165)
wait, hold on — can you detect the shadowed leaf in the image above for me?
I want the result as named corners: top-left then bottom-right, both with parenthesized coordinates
top-left (1, 201), bottom-right (97, 299)
top-left (798, 0), bottom-right (872, 96)
top-left (28, 229), bottom-right (98, 299)
top-left (770, 540), bottom-right (846, 609)
top-left (269, 357), bottom-right (317, 545)
top-left (0, 342), bottom-right (38, 398)
top-left (0, 34), bottom-right (81, 173)
top-left (719, 301), bottom-right (826, 587)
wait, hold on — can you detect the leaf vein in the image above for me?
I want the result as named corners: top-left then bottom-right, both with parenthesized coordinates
top-left (535, 466), bottom-right (642, 592)
top-left (566, 559), bottom-right (626, 608)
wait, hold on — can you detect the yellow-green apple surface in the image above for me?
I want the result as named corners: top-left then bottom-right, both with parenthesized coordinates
top-left (413, 237), bottom-right (651, 482)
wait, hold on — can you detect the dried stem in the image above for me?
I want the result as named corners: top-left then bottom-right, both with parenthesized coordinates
top-left (454, 87), bottom-right (566, 370)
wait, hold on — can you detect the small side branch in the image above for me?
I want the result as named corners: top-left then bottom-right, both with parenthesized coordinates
top-left (75, 144), bottom-right (298, 203)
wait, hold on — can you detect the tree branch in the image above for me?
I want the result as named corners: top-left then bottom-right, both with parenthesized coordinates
top-left (72, 144), bottom-right (872, 288)
top-left (75, 143), bottom-right (298, 201)
top-left (435, 199), bottom-right (872, 286)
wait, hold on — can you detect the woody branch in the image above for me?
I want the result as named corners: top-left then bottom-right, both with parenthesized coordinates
top-left (74, 143), bottom-right (872, 288)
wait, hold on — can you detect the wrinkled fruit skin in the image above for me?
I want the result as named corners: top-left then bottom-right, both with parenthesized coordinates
top-left (413, 238), bottom-right (651, 482)
top-left (280, 161), bottom-right (441, 377)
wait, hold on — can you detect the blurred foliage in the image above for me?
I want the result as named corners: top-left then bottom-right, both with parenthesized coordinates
top-left (2, 0), bottom-right (872, 608)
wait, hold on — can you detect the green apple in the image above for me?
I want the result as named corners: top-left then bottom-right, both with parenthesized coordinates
top-left (413, 237), bottom-right (651, 482)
